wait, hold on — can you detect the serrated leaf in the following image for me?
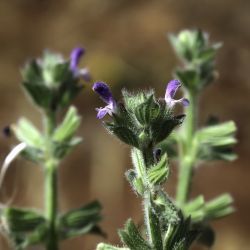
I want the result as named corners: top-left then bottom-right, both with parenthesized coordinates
top-left (151, 115), bottom-right (184, 144)
top-left (122, 89), bottom-right (155, 113)
top-left (147, 154), bottom-right (169, 185)
top-left (134, 94), bottom-right (160, 125)
top-left (105, 123), bottom-right (139, 148)
top-left (118, 219), bottom-right (152, 250)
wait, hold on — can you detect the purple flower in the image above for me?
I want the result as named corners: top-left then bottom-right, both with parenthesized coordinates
top-left (70, 47), bottom-right (91, 81)
top-left (165, 79), bottom-right (189, 108)
top-left (92, 82), bottom-right (117, 119)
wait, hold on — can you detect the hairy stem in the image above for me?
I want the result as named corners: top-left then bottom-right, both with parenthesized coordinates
top-left (140, 145), bottom-right (163, 249)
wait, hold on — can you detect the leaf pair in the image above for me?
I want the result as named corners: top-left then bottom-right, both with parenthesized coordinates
top-left (12, 106), bottom-right (82, 163)
top-left (2, 201), bottom-right (102, 249)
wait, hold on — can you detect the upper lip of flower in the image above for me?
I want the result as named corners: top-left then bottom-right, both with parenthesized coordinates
top-left (92, 81), bottom-right (117, 119)
top-left (70, 47), bottom-right (91, 81)
top-left (70, 47), bottom-right (85, 72)
top-left (165, 79), bottom-right (189, 108)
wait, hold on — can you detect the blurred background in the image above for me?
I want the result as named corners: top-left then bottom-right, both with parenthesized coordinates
top-left (0, 0), bottom-right (249, 249)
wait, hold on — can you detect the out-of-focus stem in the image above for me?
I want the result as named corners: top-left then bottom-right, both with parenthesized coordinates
top-left (176, 91), bottom-right (198, 206)
top-left (44, 111), bottom-right (59, 250)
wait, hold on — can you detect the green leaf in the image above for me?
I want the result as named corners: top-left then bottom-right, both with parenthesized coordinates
top-left (53, 136), bottom-right (82, 159)
top-left (58, 201), bottom-right (102, 240)
top-left (152, 191), bottom-right (180, 227)
top-left (97, 243), bottom-right (129, 250)
top-left (183, 194), bottom-right (234, 223)
top-left (21, 146), bottom-right (44, 163)
top-left (205, 194), bottom-right (234, 220)
top-left (3, 207), bottom-right (46, 233)
top-left (196, 121), bottom-right (237, 145)
top-left (105, 123), bottom-right (139, 148)
top-left (195, 121), bottom-right (237, 162)
top-left (134, 94), bottom-right (160, 125)
top-left (183, 195), bottom-right (205, 214)
top-left (151, 115), bottom-right (184, 144)
top-left (198, 48), bottom-right (216, 62)
top-left (22, 82), bottom-right (52, 109)
top-left (21, 60), bottom-right (43, 85)
top-left (125, 169), bottom-right (144, 195)
top-left (145, 199), bottom-right (163, 250)
top-left (11, 224), bottom-right (48, 250)
top-left (118, 219), bottom-right (152, 250)
top-left (164, 215), bottom-right (199, 250)
top-left (122, 89), bottom-right (155, 113)
top-left (12, 118), bottom-right (43, 148)
top-left (175, 69), bottom-right (199, 91)
top-left (53, 106), bottom-right (81, 142)
top-left (147, 154), bottom-right (169, 186)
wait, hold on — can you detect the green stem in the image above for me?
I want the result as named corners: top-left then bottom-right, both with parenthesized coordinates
top-left (184, 90), bottom-right (197, 144)
top-left (176, 91), bottom-right (198, 206)
top-left (144, 192), bottom-right (163, 250)
top-left (140, 145), bottom-right (163, 249)
top-left (176, 158), bottom-right (194, 206)
top-left (44, 111), bottom-right (59, 250)
top-left (45, 160), bottom-right (58, 250)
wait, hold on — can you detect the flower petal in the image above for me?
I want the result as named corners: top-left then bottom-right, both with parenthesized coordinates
top-left (70, 47), bottom-right (85, 72)
top-left (96, 107), bottom-right (109, 119)
top-left (165, 79), bottom-right (188, 108)
top-left (165, 79), bottom-right (181, 99)
top-left (93, 82), bottom-right (114, 104)
top-left (181, 98), bottom-right (190, 107)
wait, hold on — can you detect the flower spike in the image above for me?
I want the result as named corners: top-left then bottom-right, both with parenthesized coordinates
top-left (70, 47), bottom-right (91, 81)
top-left (165, 79), bottom-right (189, 108)
top-left (92, 82), bottom-right (117, 119)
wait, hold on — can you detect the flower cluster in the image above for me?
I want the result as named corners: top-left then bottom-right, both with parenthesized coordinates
top-left (93, 80), bottom-right (188, 150)
top-left (21, 47), bottom-right (90, 111)
top-left (93, 79), bottom-right (188, 119)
